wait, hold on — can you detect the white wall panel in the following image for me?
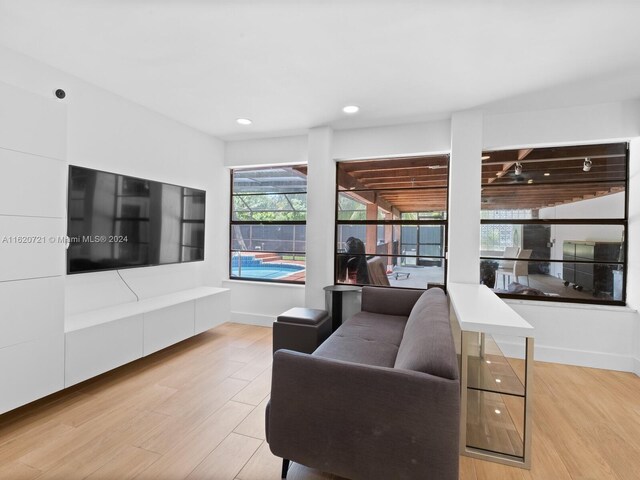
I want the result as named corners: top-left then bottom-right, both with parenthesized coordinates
top-left (143, 301), bottom-right (195, 355)
top-left (0, 332), bottom-right (64, 414)
top-left (120, 263), bottom-right (200, 300)
top-left (0, 216), bottom-right (65, 281)
top-left (0, 80), bottom-right (66, 160)
top-left (195, 290), bottom-right (230, 334)
top-left (65, 314), bottom-right (143, 387)
top-left (0, 148), bottom-right (66, 218)
top-left (65, 271), bottom-right (137, 316)
top-left (0, 277), bottom-right (64, 349)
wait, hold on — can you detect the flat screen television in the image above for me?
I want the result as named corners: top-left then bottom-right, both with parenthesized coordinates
top-left (67, 166), bottom-right (206, 274)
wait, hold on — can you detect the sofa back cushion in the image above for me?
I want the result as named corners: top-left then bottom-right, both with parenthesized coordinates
top-left (393, 288), bottom-right (459, 380)
top-left (361, 286), bottom-right (424, 317)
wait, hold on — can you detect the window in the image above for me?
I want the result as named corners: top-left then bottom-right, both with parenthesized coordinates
top-left (335, 155), bottom-right (449, 289)
top-left (230, 165), bottom-right (307, 283)
top-left (480, 143), bottom-right (628, 305)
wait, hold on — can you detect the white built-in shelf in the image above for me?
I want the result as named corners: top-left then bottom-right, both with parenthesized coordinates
top-left (65, 286), bottom-right (229, 333)
top-left (448, 283), bottom-right (534, 338)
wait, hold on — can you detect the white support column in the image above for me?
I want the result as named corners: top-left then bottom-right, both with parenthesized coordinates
top-left (627, 138), bottom-right (640, 376)
top-left (447, 111), bottom-right (483, 284)
top-left (305, 126), bottom-right (335, 309)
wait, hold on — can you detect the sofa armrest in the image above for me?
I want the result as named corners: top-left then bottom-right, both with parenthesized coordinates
top-left (267, 350), bottom-right (460, 480)
top-left (361, 286), bottom-right (424, 316)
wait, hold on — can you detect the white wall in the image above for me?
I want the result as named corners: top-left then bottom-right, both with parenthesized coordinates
top-left (628, 138), bottom-right (640, 374)
top-left (222, 280), bottom-right (305, 326)
top-left (225, 134), bottom-right (307, 167)
top-left (484, 101), bottom-right (640, 150)
top-left (0, 80), bottom-right (67, 413)
top-left (0, 46), bottom-right (228, 412)
top-left (0, 46), bottom-right (226, 300)
top-left (332, 120), bottom-right (450, 160)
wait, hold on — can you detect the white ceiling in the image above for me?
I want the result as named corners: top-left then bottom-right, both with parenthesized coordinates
top-left (1, 1), bottom-right (640, 140)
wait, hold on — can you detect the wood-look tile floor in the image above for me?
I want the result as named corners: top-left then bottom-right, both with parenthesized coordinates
top-left (1, 322), bottom-right (639, 480)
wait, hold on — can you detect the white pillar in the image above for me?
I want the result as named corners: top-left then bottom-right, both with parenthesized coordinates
top-left (626, 138), bottom-right (640, 375)
top-left (305, 126), bottom-right (335, 308)
top-left (627, 138), bottom-right (640, 310)
top-left (447, 111), bottom-right (483, 284)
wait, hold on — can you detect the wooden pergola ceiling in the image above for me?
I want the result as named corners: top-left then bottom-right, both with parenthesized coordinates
top-left (481, 143), bottom-right (626, 210)
top-left (337, 143), bottom-right (626, 213)
top-left (338, 155), bottom-right (449, 213)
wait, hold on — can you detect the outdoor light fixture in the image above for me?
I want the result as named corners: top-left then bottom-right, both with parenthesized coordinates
top-left (515, 162), bottom-right (523, 175)
top-left (583, 157), bottom-right (592, 172)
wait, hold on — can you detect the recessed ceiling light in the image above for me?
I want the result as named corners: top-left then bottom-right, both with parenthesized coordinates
top-left (342, 105), bottom-right (360, 114)
top-left (482, 155), bottom-right (491, 160)
top-left (486, 360), bottom-right (492, 364)
top-left (236, 118), bottom-right (252, 125)
top-left (495, 409), bottom-right (501, 415)
top-left (527, 179), bottom-right (534, 184)
top-left (544, 172), bottom-right (551, 176)
top-left (495, 379), bottom-right (502, 383)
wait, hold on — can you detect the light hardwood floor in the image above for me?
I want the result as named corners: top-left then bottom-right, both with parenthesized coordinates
top-left (1, 322), bottom-right (639, 480)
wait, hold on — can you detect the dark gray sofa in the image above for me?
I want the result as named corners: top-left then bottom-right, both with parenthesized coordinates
top-left (266, 286), bottom-right (460, 480)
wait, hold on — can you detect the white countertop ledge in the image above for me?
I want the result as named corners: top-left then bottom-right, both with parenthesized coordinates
top-left (448, 282), bottom-right (534, 338)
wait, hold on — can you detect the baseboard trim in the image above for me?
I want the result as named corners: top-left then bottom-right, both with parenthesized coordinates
top-left (496, 339), bottom-right (636, 373)
top-left (231, 311), bottom-right (274, 327)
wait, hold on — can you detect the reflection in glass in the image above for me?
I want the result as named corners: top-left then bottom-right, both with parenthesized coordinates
top-left (68, 167), bottom-right (205, 273)
top-left (336, 254), bottom-right (444, 289)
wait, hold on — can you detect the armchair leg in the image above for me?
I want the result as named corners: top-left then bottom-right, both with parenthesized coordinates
top-left (281, 458), bottom-right (290, 478)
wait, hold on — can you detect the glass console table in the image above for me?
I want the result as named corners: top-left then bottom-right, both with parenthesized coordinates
top-left (448, 283), bottom-right (534, 469)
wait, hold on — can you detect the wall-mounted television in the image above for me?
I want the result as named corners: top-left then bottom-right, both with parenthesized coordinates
top-left (67, 166), bottom-right (206, 274)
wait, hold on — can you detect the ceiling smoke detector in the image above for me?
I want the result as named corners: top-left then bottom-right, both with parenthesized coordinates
top-left (583, 158), bottom-right (592, 172)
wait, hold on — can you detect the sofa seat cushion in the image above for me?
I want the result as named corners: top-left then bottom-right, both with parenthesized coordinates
top-left (313, 311), bottom-right (408, 367)
top-left (394, 288), bottom-right (459, 380)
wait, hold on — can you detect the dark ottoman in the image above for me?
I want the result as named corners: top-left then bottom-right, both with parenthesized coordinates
top-left (273, 308), bottom-right (331, 354)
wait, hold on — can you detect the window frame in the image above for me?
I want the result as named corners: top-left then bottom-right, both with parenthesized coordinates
top-left (480, 143), bottom-right (629, 306)
top-left (333, 156), bottom-right (450, 291)
top-left (229, 165), bottom-right (307, 285)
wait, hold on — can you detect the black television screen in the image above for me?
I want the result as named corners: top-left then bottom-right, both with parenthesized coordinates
top-left (67, 166), bottom-right (206, 274)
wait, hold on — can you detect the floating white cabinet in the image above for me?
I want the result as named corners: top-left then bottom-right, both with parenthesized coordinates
top-left (143, 301), bottom-right (195, 355)
top-left (65, 314), bottom-right (144, 387)
top-left (195, 290), bottom-right (230, 334)
top-left (64, 288), bottom-right (230, 389)
top-left (0, 332), bottom-right (65, 414)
